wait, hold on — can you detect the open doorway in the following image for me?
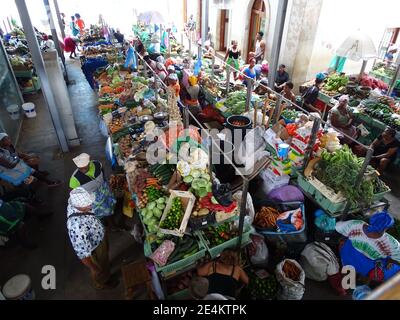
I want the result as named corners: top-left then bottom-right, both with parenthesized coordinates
top-left (247, 0), bottom-right (267, 61)
top-left (219, 9), bottom-right (229, 52)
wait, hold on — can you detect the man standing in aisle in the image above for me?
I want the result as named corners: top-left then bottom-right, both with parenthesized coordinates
top-left (67, 187), bottom-right (118, 290)
top-left (253, 31), bottom-right (266, 64)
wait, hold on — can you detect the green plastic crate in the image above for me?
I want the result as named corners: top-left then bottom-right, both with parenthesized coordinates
top-left (167, 288), bottom-right (190, 300)
top-left (144, 235), bottom-right (206, 277)
top-left (197, 226), bottom-right (252, 259)
top-left (372, 189), bottom-right (391, 202)
top-left (297, 174), bottom-right (316, 195)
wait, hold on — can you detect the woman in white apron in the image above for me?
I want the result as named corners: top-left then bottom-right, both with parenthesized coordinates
top-left (69, 153), bottom-right (115, 219)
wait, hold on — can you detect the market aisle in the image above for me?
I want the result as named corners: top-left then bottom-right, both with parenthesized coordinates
top-left (0, 58), bottom-right (144, 299)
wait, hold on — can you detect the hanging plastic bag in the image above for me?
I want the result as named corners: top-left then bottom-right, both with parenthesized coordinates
top-left (193, 58), bottom-right (202, 76)
top-left (130, 224), bottom-right (143, 244)
top-left (233, 191), bottom-right (255, 224)
top-left (275, 259), bottom-right (305, 300)
top-left (248, 233), bottom-right (269, 267)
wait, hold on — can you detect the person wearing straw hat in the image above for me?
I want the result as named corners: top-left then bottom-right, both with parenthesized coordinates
top-left (69, 153), bottom-right (116, 220)
top-left (67, 187), bottom-right (118, 290)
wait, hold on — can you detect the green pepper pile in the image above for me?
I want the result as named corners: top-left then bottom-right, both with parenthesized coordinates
top-left (281, 109), bottom-right (299, 121)
top-left (204, 222), bottom-right (238, 246)
top-left (145, 186), bottom-right (165, 203)
top-left (363, 100), bottom-right (400, 131)
top-left (160, 197), bottom-right (184, 230)
top-left (247, 271), bottom-right (279, 300)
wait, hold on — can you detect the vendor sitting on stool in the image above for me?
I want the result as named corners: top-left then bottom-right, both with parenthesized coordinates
top-left (336, 211), bottom-right (400, 283)
top-left (354, 127), bottom-right (400, 173)
top-left (328, 95), bottom-right (359, 145)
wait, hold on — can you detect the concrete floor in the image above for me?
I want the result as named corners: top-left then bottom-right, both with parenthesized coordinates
top-left (0, 58), bottom-right (143, 300)
top-left (1, 58), bottom-right (399, 300)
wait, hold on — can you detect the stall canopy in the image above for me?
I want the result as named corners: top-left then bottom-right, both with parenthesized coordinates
top-left (137, 11), bottom-right (165, 25)
top-left (335, 30), bottom-right (377, 76)
top-left (336, 30), bottom-right (377, 61)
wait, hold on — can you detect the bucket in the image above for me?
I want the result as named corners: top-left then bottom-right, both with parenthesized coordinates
top-left (277, 143), bottom-right (290, 161)
top-left (2, 274), bottom-right (35, 300)
top-left (6, 104), bottom-right (20, 120)
top-left (22, 102), bottom-right (36, 118)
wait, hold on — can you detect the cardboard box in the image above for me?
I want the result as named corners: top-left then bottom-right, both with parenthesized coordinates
top-left (159, 190), bottom-right (196, 237)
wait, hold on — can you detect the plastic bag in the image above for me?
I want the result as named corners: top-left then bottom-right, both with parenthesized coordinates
top-left (150, 240), bottom-right (175, 267)
top-left (232, 191), bottom-right (255, 224)
top-left (257, 169), bottom-right (290, 197)
top-left (275, 259), bottom-right (305, 300)
top-left (212, 182), bottom-right (233, 206)
top-left (314, 209), bottom-right (336, 232)
top-left (248, 233), bottom-right (269, 267)
top-left (237, 127), bottom-right (269, 173)
top-left (267, 185), bottom-right (304, 203)
top-left (130, 224), bottom-right (143, 244)
top-left (299, 242), bottom-right (340, 282)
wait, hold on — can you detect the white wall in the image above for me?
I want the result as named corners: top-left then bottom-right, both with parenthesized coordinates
top-left (307, 0), bottom-right (400, 80)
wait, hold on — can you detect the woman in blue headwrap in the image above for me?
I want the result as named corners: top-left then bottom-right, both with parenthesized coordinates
top-left (336, 211), bottom-right (400, 282)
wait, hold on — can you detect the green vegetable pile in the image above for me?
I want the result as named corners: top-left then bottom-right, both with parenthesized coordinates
top-left (184, 169), bottom-right (212, 198)
top-left (141, 196), bottom-right (168, 233)
top-left (204, 222), bottom-right (238, 246)
top-left (315, 145), bottom-right (383, 206)
top-left (324, 74), bottom-right (348, 92)
top-left (281, 109), bottom-right (299, 121)
top-left (247, 271), bottom-right (279, 300)
top-left (223, 91), bottom-right (261, 115)
top-left (160, 197), bottom-right (184, 230)
top-left (149, 164), bottom-right (175, 185)
top-left (145, 186), bottom-right (165, 202)
top-left (167, 236), bottom-right (200, 263)
top-left (363, 99), bottom-right (400, 130)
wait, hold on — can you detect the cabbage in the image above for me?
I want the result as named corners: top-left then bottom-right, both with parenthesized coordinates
top-left (153, 208), bottom-right (162, 218)
top-left (148, 202), bottom-right (156, 210)
top-left (156, 197), bottom-right (166, 204)
top-left (157, 203), bottom-right (165, 211)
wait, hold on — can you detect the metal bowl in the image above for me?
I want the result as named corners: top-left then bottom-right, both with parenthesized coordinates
top-left (138, 115), bottom-right (154, 123)
top-left (153, 112), bottom-right (168, 121)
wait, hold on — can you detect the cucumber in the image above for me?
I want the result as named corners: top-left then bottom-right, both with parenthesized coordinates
top-left (167, 247), bottom-right (179, 262)
top-left (178, 238), bottom-right (194, 252)
top-left (183, 247), bottom-right (198, 259)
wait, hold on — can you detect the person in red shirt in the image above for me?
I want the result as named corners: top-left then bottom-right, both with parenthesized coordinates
top-left (75, 13), bottom-right (85, 34)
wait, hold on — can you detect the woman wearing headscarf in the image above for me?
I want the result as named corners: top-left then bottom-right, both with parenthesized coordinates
top-left (67, 187), bottom-right (118, 290)
top-left (328, 95), bottom-right (359, 145)
top-left (184, 75), bottom-right (202, 122)
top-left (336, 211), bottom-right (400, 282)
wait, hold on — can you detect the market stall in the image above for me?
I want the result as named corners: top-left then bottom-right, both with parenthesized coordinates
top-left (90, 28), bottom-right (400, 300)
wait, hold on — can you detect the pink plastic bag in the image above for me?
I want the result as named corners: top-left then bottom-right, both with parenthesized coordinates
top-left (150, 240), bottom-right (176, 267)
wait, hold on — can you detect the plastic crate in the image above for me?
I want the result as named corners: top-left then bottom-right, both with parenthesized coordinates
top-left (144, 234), bottom-right (206, 277)
top-left (254, 202), bottom-right (307, 243)
top-left (167, 288), bottom-right (190, 300)
top-left (188, 211), bottom-right (216, 231)
top-left (372, 189), bottom-right (391, 202)
top-left (198, 225), bottom-right (252, 259)
top-left (297, 174), bottom-right (316, 195)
